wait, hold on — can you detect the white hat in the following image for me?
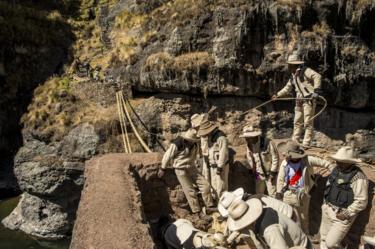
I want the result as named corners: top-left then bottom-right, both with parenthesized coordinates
top-left (193, 232), bottom-right (216, 248)
top-left (239, 125), bottom-right (261, 138)
top-left (191, 113), bottom-right (207, 129)
top-left (287, 53), bottom-right (304, 65)
top-left (173, 219), bottom-right (199, 244)
top-left (329, 146), bottom-right (361, 164)
top-left (363, 236), bottom-right (375, 246)
top-left (181, 129), bottom-right (199, 142)
top-left (218, 188), bottom-right (244, 217)
top-left (227, 198), bottom-right (263, 231)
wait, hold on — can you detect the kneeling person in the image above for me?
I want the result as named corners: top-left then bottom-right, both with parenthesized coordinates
top-left (158, 129), bottom-right (214, 221)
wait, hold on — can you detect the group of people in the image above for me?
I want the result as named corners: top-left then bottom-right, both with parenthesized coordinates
top-left (156, 53), bottom-right (370, 249)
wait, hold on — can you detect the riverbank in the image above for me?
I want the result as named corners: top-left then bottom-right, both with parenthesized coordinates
top-left (0, 197), bottom-right (71, 249)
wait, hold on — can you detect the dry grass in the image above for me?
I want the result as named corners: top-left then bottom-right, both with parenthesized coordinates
top-left (144, 52), bottom-right (174, 71)
top-left (174, 52), bottom-right (214, 71)
top-left (276, 0), bottom-right (306, 7)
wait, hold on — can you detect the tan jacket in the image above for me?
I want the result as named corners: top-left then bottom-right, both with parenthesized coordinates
top-left (277, 67), bottom-right (322, 98)
top-left (246, 140), bottom-right (279, 179)
top-left (277, 156), bottom-right (333, 194)
top-left (161, 143), bottom-right (198, 170)
top-left (208, 131), bottom-right (229, 169)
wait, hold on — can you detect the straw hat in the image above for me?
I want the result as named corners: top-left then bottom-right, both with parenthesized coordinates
top-left (287, 53), bottom-right (304, 65)
top-left (227, 198), bottom-right (263, 231)
top-left (181, 129), bottom-right (200, 142)
top-left (286, 140), bottom-right (306, 159)
top-left (363, 236), bottom-right (375, 246)
top-left (191, 113), bottom-right (208, 129)
top-left (239, 125), bottom-right (261, 138)
top-left (330, 146), bottom-right (361, 164)
top-left (218, 188), bottom-right (245, 217)
top-left (197, 120), bottom-right (218, 137)
top-left (172, 219), bottom-right (199, 244)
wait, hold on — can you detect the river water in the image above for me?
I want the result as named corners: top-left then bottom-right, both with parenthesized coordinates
top-left (0, 197), bottom-right (71, 249)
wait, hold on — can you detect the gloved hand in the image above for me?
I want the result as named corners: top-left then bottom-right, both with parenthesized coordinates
top-left (336, 211), bottom-right (349, 221)
top-left (157, 168), bottom-right (166, 178)
top-left (311, 92), bottom-right (319, 99)
top-left (271, 95), bottom-right (278, 100)
top-left (275, 192), bottom-right (284, 200)
top-left (216, 167), bottom-right (223, 175)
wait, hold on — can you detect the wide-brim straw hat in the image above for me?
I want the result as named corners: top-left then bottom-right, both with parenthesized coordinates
top-left (227, 198), bottom-right (263, 231)
top-left (218, 188), bottom-right (245, 217)
top-left (363, 236), bottom-right (375, 246)
top-left (193, 232), bottom-right (216, 248)
top-left (287, 53), bottom-right (304, 65)
top-left (286, 140), bottom-right (306, 159)
top-left (197, 121), bottom-right (218, 137)
top-left (239, 125), bottom-right (261, 138)
top-left (173, 219), bottom-right (199, 244)
top-left (329, 146), bottom-right (361, 164)
top-left (191, 113), bottom-right (208, 129)
top-left (181, 129), bottom-right (200, 142)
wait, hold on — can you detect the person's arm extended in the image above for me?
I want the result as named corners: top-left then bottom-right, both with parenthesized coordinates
top-left (161, 143), bottom-right (178, 169)
top-left (217, 136), bottom-right (229, 169)
top-left (307, 156), bottom-right (335, 172)
top-left (276, 79), bottom-right (293, 98)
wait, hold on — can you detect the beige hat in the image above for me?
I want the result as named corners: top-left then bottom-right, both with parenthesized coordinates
top-left (363, 236), bottom-right (375, 246)
top-left (227, 198), bottom-right (263, 231)
top-left (286, 140), bottom-right (306, 159)
top-left (172, 219), bottom-right (199, 244)
top-left (239, 125), bottom-right (261, 138)
top-left (218, 188), bottom-right (245, 217)
top-left (287, 53), bottom-right (304, 65)
top-left (191, 113), bottom-right (208, 129)
top-left (193, 232), bottom-right (216, 248)
top-left (181, 129), bottom-right (199, 142)
top-left (197, 120), bottom-right (218, 137)
top-left (330, 146), bottom-right (361, 164)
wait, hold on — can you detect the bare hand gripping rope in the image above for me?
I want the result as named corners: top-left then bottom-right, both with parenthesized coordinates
top-left (241, 96), bottom-right (328, 122)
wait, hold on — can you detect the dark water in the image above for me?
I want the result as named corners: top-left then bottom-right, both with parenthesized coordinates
top-left (0, 197), bottom-right (71, 249)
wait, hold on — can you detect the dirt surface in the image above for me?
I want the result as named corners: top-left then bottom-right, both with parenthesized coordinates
top-left (70, 153), bottom-right (162, 249)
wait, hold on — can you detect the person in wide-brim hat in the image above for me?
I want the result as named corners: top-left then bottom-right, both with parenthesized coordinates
top-left (329, 146), bottom-right (361, 164)
top-left (218, 188), bottom-right (244, 218)
top-left (285, 140), bottom-right (306, 159)
top-left (227, 198), bottom-right (263, 231)
top-left (239, 125), bottom-right (262, 138)
top-left (197, 120), bottom-right (218, 137)
top-left (181, 128), bottom-right (200, 143)
top-left (286, 53), bottom-right (305, 65)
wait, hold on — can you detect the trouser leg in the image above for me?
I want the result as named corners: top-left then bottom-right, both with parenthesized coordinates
top-left (265, 179), bottom-right (277, 197)
top-left (211, 164), bottom-right (229, 198)
top-left (320, 203), bottom-right (333, 249)
top-left (293, 104), bottom-right (304, 143)
top-left (303, 101), bottom-right (316, 146)
top-left (283, 191), bottom-right (310, 234)
top-left (323, 204), bottom-right (355, 249)
top-left (175, 169), bottom-right (201, 213)
top-left (255, 179), bottom-right (266, 194)
top-left (193, 169), bottom-right (214, 208)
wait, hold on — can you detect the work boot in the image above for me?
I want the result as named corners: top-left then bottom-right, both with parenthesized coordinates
top-left (199, 212), bottom-right (213, 222)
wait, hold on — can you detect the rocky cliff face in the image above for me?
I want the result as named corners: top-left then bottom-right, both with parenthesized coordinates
top-left (1, 0), bottom-right (375, 242)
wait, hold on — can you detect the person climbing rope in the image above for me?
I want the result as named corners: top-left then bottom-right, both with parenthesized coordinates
top-left (272, 52), bottom-right (323, 148)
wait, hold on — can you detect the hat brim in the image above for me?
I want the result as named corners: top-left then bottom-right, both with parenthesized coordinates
top-left (227, 199), bottom-right (263, 231)
top-left (363, 236), bottom-right (375, 246)
top-left (287, 60), bottom-right (304, 65)
top-left (287, 151), bottom-right (306, 159)
top-left (240, 131), bottom-right (262, 138)
top-left (329, 155), bottom-right (361, 164)
top-left (197, 124), bottom-right (218, 137)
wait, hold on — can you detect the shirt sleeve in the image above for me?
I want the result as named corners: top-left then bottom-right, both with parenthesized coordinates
top-left (217, 136), bottom-right (229, 169)
top-left (276, 161), bottom-right (287, 192)
top-left (269, 142), bottom-right (280, 173)
top-left (307, 156), bottom-right (335, 171)
top-left (344, 178), bottom-right (369, 217)
top-left (276, 79), bottom-right (293, 97)
top-left (263, 224), bottom-right (289, 249)
top-left (161, 143), bottom-right (178, 169)
top-left (305, 67), bottom-right (322, 91)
